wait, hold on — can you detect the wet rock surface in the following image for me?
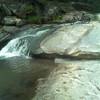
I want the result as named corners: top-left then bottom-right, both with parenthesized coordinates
top-left (32, 58), bottom-right (100, 100)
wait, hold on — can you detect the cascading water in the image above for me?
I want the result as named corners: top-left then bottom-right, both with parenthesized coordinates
top-left (0, 38), bottom-right (30, 58)
top-left (0, 26), bottom-right (53, 59)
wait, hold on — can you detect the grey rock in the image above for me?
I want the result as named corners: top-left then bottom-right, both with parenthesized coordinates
top-left (32, 58), bottom-right (100, 100)
top-left (66, 22), bottom-right (100, 59)
top-left (40, 23), bottom-right (93, 54)
top-left (3, 16), bottom-right (16, 25)
top-left (62, 11), bottom-right (91, 24)
top-left (2, 26), bottom-right (19, 34)
top-left (3, 16), bottom-right (23, 26)
top-left (40, 21), bottom-right (100, 59)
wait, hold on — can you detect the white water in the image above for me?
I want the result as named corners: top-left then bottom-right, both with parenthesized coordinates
top-left (0, 28), bottom-right (50, 58)
top-left (0, 38), bottom-right (30, 58)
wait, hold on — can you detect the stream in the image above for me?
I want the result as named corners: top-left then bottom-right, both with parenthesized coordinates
top-left (0, 25), bottom-right (58, 100)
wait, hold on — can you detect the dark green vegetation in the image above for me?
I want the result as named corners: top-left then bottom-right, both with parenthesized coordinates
top-left (0, 0), bottom-right (99, 24)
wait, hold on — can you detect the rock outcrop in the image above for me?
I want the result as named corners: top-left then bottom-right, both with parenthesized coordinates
top-left (39, 21), bottom-right (100, 59)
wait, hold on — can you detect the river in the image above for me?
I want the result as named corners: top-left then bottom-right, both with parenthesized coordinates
top-left (1, 22), bottom-right (100, 100)
top-left (0, 25), bottom-right (58, 100)
top-left (0, 57), bottom-right (57, 100)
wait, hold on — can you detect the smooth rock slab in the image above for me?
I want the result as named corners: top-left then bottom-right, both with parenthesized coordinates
top-left (32, 59), bottom-right (100, 100)
top-left (40, 22), bottom-right (100, 59)
top-left (40, 23), bottom-right (93, 55)
top-left (67, 22), bottom-right (100, 59)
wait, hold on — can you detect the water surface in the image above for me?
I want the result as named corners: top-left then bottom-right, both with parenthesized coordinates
top-left (0, 57), bottom-right (56, 100)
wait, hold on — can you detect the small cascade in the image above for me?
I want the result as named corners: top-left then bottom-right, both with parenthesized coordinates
top-left (0, 37), bottom-right (30, 58)
top-left (0, 27), bottom-right (52, 59)
top-left (0, 27), bottom-right (56, 59)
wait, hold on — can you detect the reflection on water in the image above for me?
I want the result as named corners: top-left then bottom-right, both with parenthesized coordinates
top-left (0, 57), bottom-right (56, 100)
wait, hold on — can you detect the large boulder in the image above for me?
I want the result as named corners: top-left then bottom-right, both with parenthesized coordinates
top-left (66, 22), bottom-right (100, 59)
top-left (2, 16), bottom-right (24, 26)
top-left (40, 21), bottom-right (100, 59)
top-left (40, 23), bottom-right (93, 54)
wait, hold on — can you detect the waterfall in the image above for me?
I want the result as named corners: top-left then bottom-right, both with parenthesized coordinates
top-left (0, 37), bottom-right (30, 58)
top-left (0, 28), bottom-right (51, 59)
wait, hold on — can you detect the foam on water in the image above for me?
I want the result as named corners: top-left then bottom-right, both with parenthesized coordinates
top-left (0, 29), bottom-right (50, 59)
top-left (0, 38), bottom-right (30, 58)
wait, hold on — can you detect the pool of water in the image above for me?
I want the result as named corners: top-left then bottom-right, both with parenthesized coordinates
top-left (0, 57), bottom-right (56, 100)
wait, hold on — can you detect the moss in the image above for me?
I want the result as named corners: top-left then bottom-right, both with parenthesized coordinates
top-left (55, 15), bottom-right (62, 20)
top-left (26, 16), bottom-right (42, 24)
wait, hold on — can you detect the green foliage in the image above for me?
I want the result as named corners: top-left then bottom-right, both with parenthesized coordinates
top-left (53, 15), bottom-right (62, 21)
top-left (26, 16), bottom-right (41, 23)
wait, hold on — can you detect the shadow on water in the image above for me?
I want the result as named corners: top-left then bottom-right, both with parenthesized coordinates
top-left (0, 57), bottom-right (57, 100)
